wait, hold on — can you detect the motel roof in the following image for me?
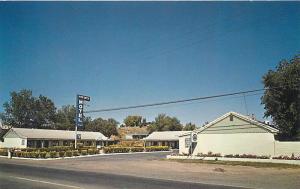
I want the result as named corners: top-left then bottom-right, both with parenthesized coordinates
top-left (180, 111), bottom-right (279, 137)
top-left (143, 131), bottom-right (189, 141)
top-left (4, 128), bottom-right (109, 141)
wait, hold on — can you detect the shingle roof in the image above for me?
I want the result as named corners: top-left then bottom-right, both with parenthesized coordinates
top-left (143, 131), bottom-right (188, 141)
top-left (6, 128), bottom-right (109, 141)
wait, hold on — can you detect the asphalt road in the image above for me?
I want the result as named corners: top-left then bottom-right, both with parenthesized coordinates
top-left (65, 151), bottom-right (171, 162)
top-left (0, 161), bottom-right (247, 189)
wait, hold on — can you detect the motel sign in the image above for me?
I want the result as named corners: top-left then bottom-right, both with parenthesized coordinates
top-left (76, 94), bottom-right (90, 127)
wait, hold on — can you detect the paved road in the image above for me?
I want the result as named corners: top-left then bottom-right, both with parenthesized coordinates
top-left (65, 151), bottom-right (171, 162)
top-left (0, 162), bottom-right (247, 189)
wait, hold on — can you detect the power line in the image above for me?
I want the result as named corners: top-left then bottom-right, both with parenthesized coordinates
top-left (85, 88), bottom-right (265, 113)
top-left (84, 83), bottom-right (299, 114)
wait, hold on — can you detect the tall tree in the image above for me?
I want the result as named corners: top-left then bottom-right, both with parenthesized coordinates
top-left (148, 114), bottom-right (182, 133)
top-left (123, 115), bottom-right (143, 127)
top-left (183, 122), bottom-right (197, 131)
top-left (55, 105), bottom-right (91, 130)
top-left (261, 54), bottom-right (300, 140)
top-left (85, 118), bottom-right (118, 137)
top-left (0, 89), bottom-right (56, 128)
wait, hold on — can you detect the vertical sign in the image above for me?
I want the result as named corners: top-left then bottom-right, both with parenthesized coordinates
top-left (75, 94), bottom-right (90, 149)
top-left (76, 95), bottom-right (90, 128)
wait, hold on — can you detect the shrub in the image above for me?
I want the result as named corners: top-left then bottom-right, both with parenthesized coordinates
top-left (72, 150), bottom-right (79, 156)
top-left (45, 152), bottom-right (51, 159)
top-left (23, 148), bottom-right (35, 152)
top-left (103, 147), bottom-right (131, 153)
top-left (145, 146), bottom-right (169, 152)
top-left (40, 152), bottom-right (47, 158)
top-left (0, 149), bottom-right (8, 156)
top-left (15, 151), bottom-right (22, 157)
top-left (225, 154), bottom-right (270, 159)
top-left (197, 152), bottom-right (221, 157)
top-left (87, 148), bottom-right (97, 155)
top-left (47, 146), bottom-right (74, 152)
top-left (59, 151), bottom-right (65, 157)
top-left (50, 151), bottom-right (58, 158)
top-left (81, 150), bottom-right (88, 156)
top-left (131, 147), bottom-right (144, 152)
top-left (22, 152), bottom-right (28, 158)
top-left (224, 154), bottom-right (234, 158)
top-left (66, 150), bottom-right (73, 157)
top-left (273, 155), bottom-right (300, 160)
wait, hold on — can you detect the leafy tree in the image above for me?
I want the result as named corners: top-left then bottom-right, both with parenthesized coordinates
top-left (261, 54), bottom-right (300, 140)
top-left (85, 118), bottom-right (118, 137)
top-left (0, 89), bottom-right (56, 128)
top-left (123, 115), bottom-right (144, 127)
top-left (148, 114), bottom-right (182, 133)
top-left (183, 122), bottom-right (197, 131)
top-left (55, 105), bottom-right (91, 130)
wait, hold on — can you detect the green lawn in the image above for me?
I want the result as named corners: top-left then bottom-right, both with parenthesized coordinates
top-left (165, 159), bottom-right (300, 169)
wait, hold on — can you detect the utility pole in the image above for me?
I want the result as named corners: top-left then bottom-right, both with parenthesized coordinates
top-left (243, 93), bottom-right (249, 116)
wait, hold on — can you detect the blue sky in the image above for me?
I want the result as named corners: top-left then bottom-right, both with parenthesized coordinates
top-left (0, 2), bottom-right (299, 125)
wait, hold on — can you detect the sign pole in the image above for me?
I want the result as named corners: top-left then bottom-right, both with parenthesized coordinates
top-left (75, 95), bottom-right (79, 149)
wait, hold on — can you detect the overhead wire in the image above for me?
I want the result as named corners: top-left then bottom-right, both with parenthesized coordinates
top-left (84, 82), bottom-right (299, 114)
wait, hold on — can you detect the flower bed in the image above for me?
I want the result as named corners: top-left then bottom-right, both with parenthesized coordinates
top-left (273, 154), bottom-right (300, 160)
top-left (0, 146), bottom-right (99, 159)
top-left (224, 154), bottom-right (270, 159)
top-left (196, 151), bottom-right (221, 157)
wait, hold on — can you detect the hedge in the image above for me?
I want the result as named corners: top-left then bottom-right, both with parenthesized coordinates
top-left (145, 146), bottom-right (169, 152)
top-left (103, 147), bottom-right (131, 153)
top-left (66, 150), bottom-right (73, 157)
top-left (131, 147), bottom-right (144, 152)
top-left (103, 146), bottom-right (169, 154)
top-left (88, 148), bottom-right (98, 155)
top-left (0, 149), bottom-right (8, 156)
top-left (81, 150), bottom-right (88, 156)
top-left (59, 151), bottom-right (65, 157)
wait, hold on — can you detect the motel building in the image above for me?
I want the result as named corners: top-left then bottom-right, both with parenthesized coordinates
top-left (179, 111), bottom-right (300, 157)
top-left (0, 128), bottom-right (110, 149)
top-left (143, 131), bottom-right (188, 149)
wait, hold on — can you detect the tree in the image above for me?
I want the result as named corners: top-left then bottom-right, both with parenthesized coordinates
top-left (123, 115), bottom-right (143, 127)
top-left (183, 122), bottom-right (197, 131)
top-left (85, 118), bottom-right (118, 137)
top-left (0, 89), bottom-right (56, 128)
top-left (55, 105), bottom-right (91, 130)
top-left (261, 54), bottom-right (300, 140)
top-left (148, 114), bottom-right (182, 133)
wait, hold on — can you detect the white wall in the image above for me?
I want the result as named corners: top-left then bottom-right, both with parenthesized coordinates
top-left (192, 133), bottom-right (275, 156)
top-left (2, 137), bottom-right (27, 148)
top-left (275, 141), bottom-right (300, 156)
top-left (179, 136), bottom-right (190, 154)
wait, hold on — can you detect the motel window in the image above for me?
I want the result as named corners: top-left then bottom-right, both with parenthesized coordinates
top-left (21, 139), bottom-right (25, 145)
top-left (185, 138), bottom-right (191, 148)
